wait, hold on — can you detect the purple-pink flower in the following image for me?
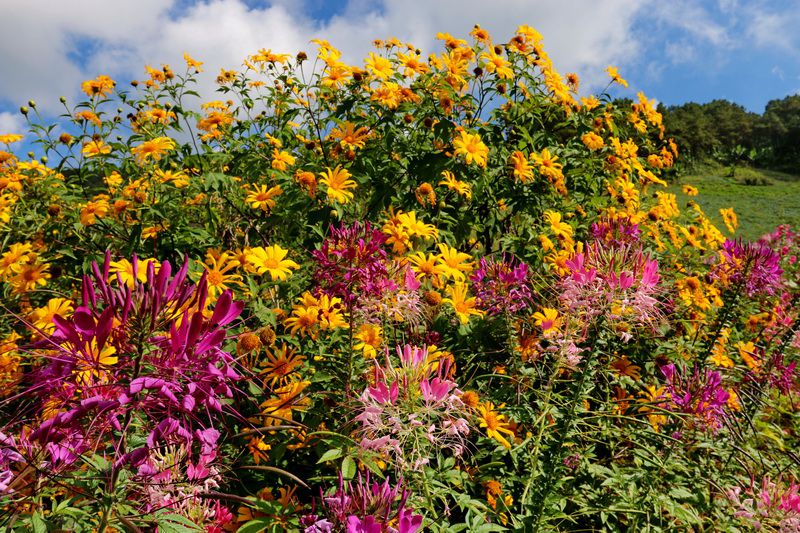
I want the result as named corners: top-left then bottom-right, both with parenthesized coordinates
top-left (715, 239), bottom-right (783, 297)
top-left (302, 473), bottom-right (423, 533)
top-left (470, 254), bottom-right (532, 316)
top-left (660, 363), bottom-right (730, 433)
top-left (355, 345), bottom-right (470, 470)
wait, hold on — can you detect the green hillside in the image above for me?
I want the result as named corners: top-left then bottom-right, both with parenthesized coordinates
top-left (670, 164), bottom-right (800, 240)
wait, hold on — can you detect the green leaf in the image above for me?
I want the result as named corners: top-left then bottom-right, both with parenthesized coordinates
top-left (236, 518), bottom-right (274, 533)
top-left (341, 455), bottom-right (356, 479)
top-left (317, 448), bottom-right (343, 464)
top-left (30, 512), bottom-right (47, 533)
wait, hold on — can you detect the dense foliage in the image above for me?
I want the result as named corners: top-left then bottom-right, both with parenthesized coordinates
top-left (661, 95), bottom-right (800, 171)
top-left (0, 24), bottom-right (798, 532)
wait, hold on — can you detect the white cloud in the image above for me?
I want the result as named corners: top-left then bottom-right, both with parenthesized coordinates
top-left (745, 7), bottom-right (800, 56)
top-left (0, 112), bottom-right (24, 135)
top-left (665, 40), bottom-right (697, 65)
top-left (0, 0), bottom-right (649, 115)
top-left (650, 1), bottom-right (732, 48)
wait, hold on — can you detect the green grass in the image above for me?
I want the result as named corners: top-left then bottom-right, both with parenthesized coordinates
top-left (669, 164), bottom-right (800, 241)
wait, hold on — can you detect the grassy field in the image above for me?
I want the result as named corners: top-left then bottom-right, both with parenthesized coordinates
top-left (669, 163), bottom-right (800, 241)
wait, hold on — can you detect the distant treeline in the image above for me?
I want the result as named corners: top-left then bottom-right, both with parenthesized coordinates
top-left (654, 95), bottom-right (800, 172)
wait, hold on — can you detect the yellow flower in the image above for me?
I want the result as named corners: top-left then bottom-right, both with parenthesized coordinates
top-left (354, 323), bottom-right (383, 358)
top-left (246, 245), bottom-right (299, 281)
top-left (131, 136), bottom-right (176, 163)
top-left (261, 343), bottom-right (306, 386)
top-left (407, 251), bottom-right (447, 285)
top-left (371, 82), bottom-right (403, 109)
top-left (246, 184), bottom-right (283, 212)
top-left (202, 252), bottom-right (243, 298)
top-left (581, 95), bottom-right (600, 110)
top-left (727, 389), bottom-right (742, 411)
top-left (365, 52), bottom-right (394, 80)
top-left (736, 341), bottom-right (761, 373)
top-left (477, 401), bottom-right (516, 449)
top-left (442, 282), bottom-right (484, 325)
top-left (720, 207), bottom-right (737, 234)
top-left (638, 385), bottom-right (667, 431)
top-left (436, 243), bottom-right (474, 281)
top-left (260, 380), bottom-right (311, 423)
top-left (271, 150), bottom-right (296, 171)
top-left (320, 166), bottom-right (357, 204)
top-left (532, 308), bottom-right (559, 333)
top-left (248, 436), bottom-right (271, 465)
top-left (682, 184), bottom-right (699, 196)
top-left (154, 169), bottom-right (190, 188)
top-left (510, 151), bottom-right (533, 183)
top-left (543, 211), bottom-right (573, 240)
top-left (82, 139), bottom-right (111, 158)
top-left (108, 258), bottom-right (160, 288)
top-left (532, 148), bottom-right (564, 184)
top-left (438, 170), bottom-right (472, 199)
top-left (29, 298), bottom-right (74, 334)
top-left (453, 130), bottom-right (489, 168)
top-left (10, 261), bottom-right (50, 293)
top-left (581, 132), bottom-right (604, 151)
top-left (284, 296), bottom-right (320, 337)
top-left (606, 66), bottom-right (628, 87)
top-left (0, 242), bottom-right (34, 279)
top-left (0, 134), bottom-right (23, 144)
top-left (610, 355), bottom-right (641, 380)
top-left (74, 339), bottom-right (118, 385)
top-left (481, 50), bottom-right (513, 79)
top-left (396, 211), bottom-right (438, 241)
top-left (328, 122), bottom-right (370, 152)
top-left (81, 75), bottom-right (116, 98)
top-left (183, 52), bottom-right (204, 72)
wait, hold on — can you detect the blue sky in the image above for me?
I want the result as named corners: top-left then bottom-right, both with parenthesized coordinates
top-left (0, 0), bottom-right (798, 137)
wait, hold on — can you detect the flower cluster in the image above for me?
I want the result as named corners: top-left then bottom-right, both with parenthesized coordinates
top-left (560, 233), bottom-right (662, 339)
top-left (727, 476), bottom-right (800, 531)
top-left (714, 239), bottom-right (783, 297)
top-left (470, 255), bottom-right (531, 316)
top-left (312, 222), bottom-right (392, 306)
top-left (660, 363), bottom-right (730, 433)
top-left (355, 345), bottom-right (470, 470)
top-left (302, 474), bottom-right (422, 533)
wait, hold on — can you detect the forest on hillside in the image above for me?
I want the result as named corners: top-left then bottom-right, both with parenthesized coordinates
top-left (659, 94), bottom-right (800, 172)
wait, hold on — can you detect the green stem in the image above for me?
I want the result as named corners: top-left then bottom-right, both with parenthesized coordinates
top-left (530, 345), bottom-right (600, 530)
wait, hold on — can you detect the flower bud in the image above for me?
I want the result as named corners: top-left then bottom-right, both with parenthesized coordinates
top-left (28, 100), bottom-right (36, 108)
top-left (20, 106), bottom-right (28, 115)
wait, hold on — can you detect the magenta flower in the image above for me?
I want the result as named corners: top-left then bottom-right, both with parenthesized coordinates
top-left (660, 363), bottom-right (730, 432)
top-left (8, 252), bottom-right (243, 524)
top-left (727, 476), bottom-right (800, 530)
top-left (470, 254), bottom-right (532, 316)
top-left (312, 222), bottom-right (393, 306)
top-left (715, 239), bottom-right (783, 297)
top-left (302, 473), bottom-right (423, 533)
top-left (559, 238), bottom-right (663, 339)
top-left (590, 217), bottom-right (641, 246)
